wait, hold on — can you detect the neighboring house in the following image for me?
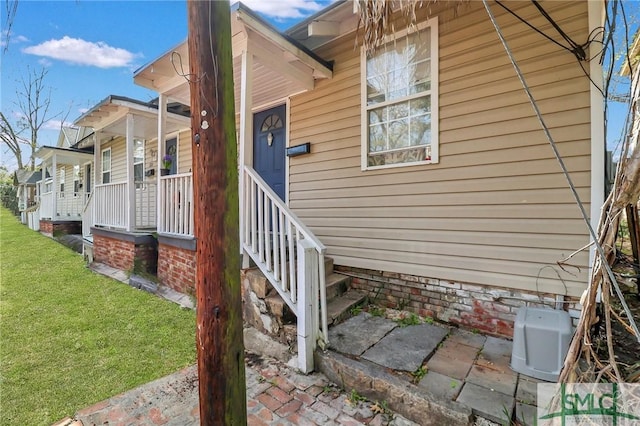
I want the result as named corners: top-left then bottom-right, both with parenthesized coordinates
top-left (72, 95), bottom-right (192, 288)
top-left (14, 168), bottom-right (42, 225)
top-left (33, 125), bottom-right (94, 236)
top-left (135, 1), bottom-right (603, 370)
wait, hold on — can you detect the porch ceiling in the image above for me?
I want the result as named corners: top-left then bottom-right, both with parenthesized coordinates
top-left (74, 96), bottom-right (189, 142)
top-left (36, 146), bottom-right (93, 165)
top-left (134, 5), bottom-right (333, 111)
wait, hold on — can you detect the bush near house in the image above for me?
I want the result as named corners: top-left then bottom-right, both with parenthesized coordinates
top-left (0, 208), bottom-right (196, 426)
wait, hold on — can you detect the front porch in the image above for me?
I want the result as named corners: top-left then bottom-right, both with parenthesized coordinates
top-left (133, 3), bottom-right (334, 373)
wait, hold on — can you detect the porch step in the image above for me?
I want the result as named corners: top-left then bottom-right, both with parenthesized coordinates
top-left (326, 272), bottom-right (349, 301)
top-left (326, 289), bottom-right (367, 325)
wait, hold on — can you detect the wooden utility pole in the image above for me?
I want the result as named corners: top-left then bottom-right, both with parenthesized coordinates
top-left (187, 1), bottom-right (247, 424)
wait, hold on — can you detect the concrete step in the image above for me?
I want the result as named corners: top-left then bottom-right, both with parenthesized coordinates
top-left (326, 289), bottom-right (367, 325)
top-left (325, 272), bottom-right (350, 301)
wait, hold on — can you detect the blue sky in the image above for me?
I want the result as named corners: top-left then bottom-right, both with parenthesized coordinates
top-left (0, 0), bottom-right (637, 171)
top-left (0, 0), bottom-right (335, 170)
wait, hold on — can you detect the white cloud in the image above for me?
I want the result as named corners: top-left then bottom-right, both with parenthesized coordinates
top-left (22, 36), bottom-right (139, 68)
top-left (1, 30), bottom-right (29, 49)
top-left (38, 58), bottom-right (53, 67)
top-left (241, 0), bottom-right (324, 19)
top-left (43, 119), bottom-right (73, 131)
top-left (78, 108), bottom-right (89, 114)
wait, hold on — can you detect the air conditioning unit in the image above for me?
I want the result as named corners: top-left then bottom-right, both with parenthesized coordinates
top-left (511, 307), bottom-right (573, 381)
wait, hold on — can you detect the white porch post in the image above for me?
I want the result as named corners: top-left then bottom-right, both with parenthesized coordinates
top-left (51, 155), bottom-right (57, 218)
top-left (157, 93), bottom-right (167, 234)
top-left (93, 132), bottom-right (101, 229)
top-left (239, 49), bottom-right (253, 267)
top-left (125, 113), bottom-right (135, 232)
top-left (296, 239), bottom-right (317, 373)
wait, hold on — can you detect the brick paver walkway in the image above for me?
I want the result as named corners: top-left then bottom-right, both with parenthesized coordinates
top-left (53, 352), bottom-right (418, 426)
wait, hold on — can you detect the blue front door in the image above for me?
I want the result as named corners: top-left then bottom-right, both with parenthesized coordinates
top-left (253, 105), bottom-right (286, 201)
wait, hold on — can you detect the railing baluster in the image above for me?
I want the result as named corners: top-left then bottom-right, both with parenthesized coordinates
top-left (257, 187), bottom-right (264, 262)
top-left (272, 200), bottom-right (279, 282)
top-left (250, 179), bottom-right (256, 253)
top-left (264, 196), bottom-right (271, 272)
top-left (279, 210), bottom-right (287, 292)
top-left (288, 218), bottom-right (296, 303)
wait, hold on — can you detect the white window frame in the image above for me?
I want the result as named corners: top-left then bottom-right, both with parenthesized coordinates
top-left (59, 168), bottom-right (65, 193)
top-left (360, 18), bottom-right (439, 171)
top-left (133, 138), bottom-right (145, 189)
top-left (101, 148), bottom-right (111, 184)
top-left (73, 165), bottom-right (80, 195)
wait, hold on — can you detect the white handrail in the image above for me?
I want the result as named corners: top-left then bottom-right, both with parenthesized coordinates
top-left (242, 165), bottom-right (327, 372)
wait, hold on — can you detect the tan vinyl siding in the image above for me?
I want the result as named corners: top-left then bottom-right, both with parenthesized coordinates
top-left (288, 0), bottom-right (593, 297)
top-left (177, 129), bottom-right (192, 173)
top-left (102, 137), bottom-right (127, 183)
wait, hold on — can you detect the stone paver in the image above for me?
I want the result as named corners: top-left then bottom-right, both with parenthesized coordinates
top-left (515, 402), bottom-right (537, 426)
top-left (417, 370), bottom-right (462, 402)
top-left (515, 375), bottom-right (541, 406)
top-left (457, 382), bottom-right (515, 424)
top-left (328, 313), bottom-right (397, 356)
top-left (448, 328), bottom-right (487, 349)
top-left (362, 323), bottom-right (448, 371)
top-left (427, 338), bottom-right (479, 379)
top-left (465, 364), bottom-right (518, 396)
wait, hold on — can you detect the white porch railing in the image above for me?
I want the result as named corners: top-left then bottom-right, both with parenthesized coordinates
top-left (93, 181), bottom-right (157, 231)
top-left (242, 165), bottom-right (327, 373)
top-left (82, 192), bottom-right (93, 238)
top-left (94, 182), bottom-right (127, 229)
top-left (57, 191), bottom-right (87, 218)
top-left (135, 182), bottom-right (157, 229)
top-left (40, 191), bottom-right (54, 220)
top-left (158, 173), bottom-right (194, 236)
top-left (38, 190), bottom-right (88, 220)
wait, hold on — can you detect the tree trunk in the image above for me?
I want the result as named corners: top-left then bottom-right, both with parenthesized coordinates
top-left (187, 1), bottom-right (247, 424)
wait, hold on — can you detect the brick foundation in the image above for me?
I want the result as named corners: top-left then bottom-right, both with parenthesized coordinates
top-left (335, 265), bottom-right (580, 338)
top-left (157, 236), bottom-right (197, 295)
top-left (39, 220), bottom-right (81, 236)
top-left (92, 228), bottom-right (157, 274)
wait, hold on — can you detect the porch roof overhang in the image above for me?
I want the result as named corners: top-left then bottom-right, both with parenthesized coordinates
top-left (133, 2), bottom-right (333, 109)
top-left (36, 146), bottom-right (93, 165)
top-left (73, 95), bottom-right (190, 143)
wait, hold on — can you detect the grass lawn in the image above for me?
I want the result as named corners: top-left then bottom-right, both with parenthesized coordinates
top-left (0, 208), bottom-right (196, 426)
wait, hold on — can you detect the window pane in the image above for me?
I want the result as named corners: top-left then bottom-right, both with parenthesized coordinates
top-left (410, 96), bottom-right (430, 116)
top-left (369, 124), bottom-right (386, 152)
top-left (102, 150), bottom-right (111, 172)
top-left (103, 172), bottom-right (110, 184)
top-left (409, 60), bottom-right (431, 94)
top-left (388, 118), bottom-right (409, 149)
top-left (410, 114), bottom-right (431, 146)
top-left (368, 106), bottom-right (387, 125)
top-left (388, 102), bottom-right (409, 121)
top-left (134, 164), bottom-right (143, 183)
top-left (134, 139), bottom-right (144, 163)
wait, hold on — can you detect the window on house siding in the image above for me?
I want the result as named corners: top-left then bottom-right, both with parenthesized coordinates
top-left (102, 148), bottom-right (111, 184)
top-left (59, 168), bottom-right (65, 193)
top-left (362, 19), bottom-right (438, 169)
top-left (73, 165), bottom-right (80, 194)
top-left (134, 139), bottom-right (145, 189)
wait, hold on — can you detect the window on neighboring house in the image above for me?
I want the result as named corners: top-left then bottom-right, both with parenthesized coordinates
top-left (361, 19), bottom-right (438, 169)
top-left (134, 139), bottom-right (145, 189)
top-left (59, 168), bottom-right (65, 193)
top-left (73, 165), bottom-right (80, 194)
top-left (102, 148), bottom-right (111, 184)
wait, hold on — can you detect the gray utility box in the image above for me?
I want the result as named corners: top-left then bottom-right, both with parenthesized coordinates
top-left (510, 307), bottom-right (573, 381)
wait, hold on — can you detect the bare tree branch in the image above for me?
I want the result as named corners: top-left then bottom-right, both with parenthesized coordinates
top-left (0, 111), bottom-right (25, 170)
top-left (14, 66), bottom-right (58, 169)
